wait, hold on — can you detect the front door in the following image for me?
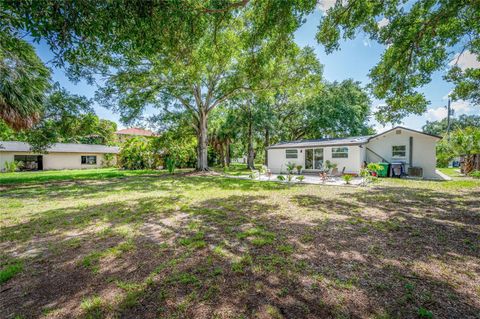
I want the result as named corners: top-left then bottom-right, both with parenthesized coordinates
top-left (305, 148), bottom-right (324, 170)
top-left (37, 156), bottom-right (43, 170)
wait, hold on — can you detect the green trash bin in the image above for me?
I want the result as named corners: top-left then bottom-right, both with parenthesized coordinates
top-left (377, 162), bottom-right (389, 177)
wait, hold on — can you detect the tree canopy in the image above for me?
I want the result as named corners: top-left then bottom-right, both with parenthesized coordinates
top-left (317, 0), bottom-right (480, 124)
top-left (423, 114), bottom-right (480, 136)
top-left (0, 28), bottom-right (51, 129)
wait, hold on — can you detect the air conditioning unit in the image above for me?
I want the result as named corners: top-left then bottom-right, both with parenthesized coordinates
top-left (408, 167), bottom-right (423, 177)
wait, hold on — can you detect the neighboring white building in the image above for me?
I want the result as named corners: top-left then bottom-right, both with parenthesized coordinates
top-left (0, 141), bottom-right (119, 171)
top-left (266, 126), bottom-right (442, 179)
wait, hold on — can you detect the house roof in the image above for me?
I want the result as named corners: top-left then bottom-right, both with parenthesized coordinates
top-left (369, 126), bottom-right (442, 140)
top-left (115, 128), bottom-right (155, 136)
top-left (267, 126), bottom-right (441, 149)
top-left (0, 141), bottom-right (120, 154)
top-left (267, 135), bottom-right (373, 149)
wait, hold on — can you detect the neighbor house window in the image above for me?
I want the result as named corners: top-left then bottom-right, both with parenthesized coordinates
top-left (81, 155), bottom-right (97, 165)
top-left (332, 147), bottom-right (348, 158)
top-left (392, 145), bottom-right (406, 157)
top-left (285, 149), bottom-right (298, 159)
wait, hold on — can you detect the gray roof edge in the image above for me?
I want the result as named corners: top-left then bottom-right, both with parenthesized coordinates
top-left (266, 140), bottom-right (368, 150)
top-left (0, 141), bottom-right (120, 154)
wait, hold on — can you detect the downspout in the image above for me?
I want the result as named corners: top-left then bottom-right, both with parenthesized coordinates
top-left (409, 136), bottom-right (413, 167)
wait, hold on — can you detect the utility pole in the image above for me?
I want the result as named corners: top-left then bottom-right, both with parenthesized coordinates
top-left (446, 98), bottom-right (454, 140)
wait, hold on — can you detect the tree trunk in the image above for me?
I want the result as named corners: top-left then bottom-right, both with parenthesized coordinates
top-left (264, 127), bottom-right (269, 166)
top-left (225, 138), bottom-right (231, 167)
top-left (247, 118), bottom-right (255, 170)
top-left (197, 111), bottom-right (209, 171)
top-left (464, 154), bottom-right (474, 175)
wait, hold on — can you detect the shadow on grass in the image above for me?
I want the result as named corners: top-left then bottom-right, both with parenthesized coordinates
top-left (0, 175), bottom-right (290, 202)
top-left (2, 189), bottom-right (479, 318)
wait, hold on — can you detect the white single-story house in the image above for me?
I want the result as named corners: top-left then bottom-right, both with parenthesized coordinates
top-left (266, 126), bottom-right (442, 179)
top-left (0, 141), bottom-right (119, 171)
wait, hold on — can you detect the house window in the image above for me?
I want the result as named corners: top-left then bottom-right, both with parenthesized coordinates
top-left (81, 155), bottom-right (97, 165)
top-left (392, 145), bottom-right (406, 157)
top-left (332, 147), bottom-right (348, 158)
top-left (285, 149), bottom-right (298, 159)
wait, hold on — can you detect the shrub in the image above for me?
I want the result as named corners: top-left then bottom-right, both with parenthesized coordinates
top-left (286, 174), bottom-right (294, 182)
top-left (119, 137), bottom-right (159, 170)
top-left (4, 160), bottom-right (22, 173)
top-left (325, 160), bottom-right (337, 170)
top-left (277, 175), bottom-right (286, 181)
top-left (249, 170), bottom-right (259, 179)
top-left (367, 162), bottom-right (382, 173)
top-left (259, 165), bottom-right (268, 175)
top-left (101, 153), bottom-right (115, 168)
top-left (342, 174), bottom-right (353, 184)
top-left (166, 157), bottom-right (176, 174)
top-left (469, 170), bottom-right (480, 178)
top-left (296, 175), bottom-right (305, 182)
top-left (286, 162), bottom-right (296, 174)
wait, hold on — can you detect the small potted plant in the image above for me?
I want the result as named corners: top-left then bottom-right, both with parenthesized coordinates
top-left (296, 165), bottom-right (303, 174)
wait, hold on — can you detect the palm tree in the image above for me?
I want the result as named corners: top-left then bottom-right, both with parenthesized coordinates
top-left (0, 33), bottom-right (50, 130)
top-left (450, 127), bottom-right (480, 174)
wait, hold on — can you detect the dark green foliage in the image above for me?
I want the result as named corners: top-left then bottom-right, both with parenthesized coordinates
top-left (423, 114), bottom-right (480, 136)
top-left (119, 137), bottom-right (159, 170)
top-left (0, 28), bottom-right (50, 130)
top-left (0, 260), bottom-right (23, 283)
top-left (317, 0), bottom-right (480, 124)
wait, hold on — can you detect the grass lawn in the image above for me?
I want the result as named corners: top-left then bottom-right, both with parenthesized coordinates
top-left (1, 168), bottom-right (479, 318)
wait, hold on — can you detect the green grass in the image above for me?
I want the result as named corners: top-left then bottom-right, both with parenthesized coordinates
top-left (1, 169), bottom-right (479, 318)
top-left (437, 167), bottom-right (464, 178)
top-left (0, 168), bottom-right (182, 185)
top-left (0, 261), bottom-right (23, 283)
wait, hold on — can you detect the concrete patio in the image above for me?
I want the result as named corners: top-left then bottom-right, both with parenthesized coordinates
top-left (226, 173), bottom-right (364, 186)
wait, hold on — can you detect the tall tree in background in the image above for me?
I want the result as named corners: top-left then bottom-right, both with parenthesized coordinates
top-left (4, 1), bottom-right (319, 170)
top-left (1, 86), bottom-right (117, 151)
top-left (423, 114), bottom-right (480, 136)
top-left (317, 0), bottom-right (480, 124)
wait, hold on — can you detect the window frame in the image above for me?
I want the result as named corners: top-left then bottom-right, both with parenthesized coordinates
top-left (332, 147), bottom-right (349, 159)
top-left (392, 145), bottom-right (406, 158)
top-left (285, 149), bottom-right (298, 159)
top-left (81, 155), bottom-right (97, 165)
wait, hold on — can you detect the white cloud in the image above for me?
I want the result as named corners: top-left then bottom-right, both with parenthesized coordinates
top-left (425, 100), bottom-right (472, 121)
top-left (451, 100), bottom-right (471, 113)
top-left (377, 18), bottom-right (389, 28)
top-left (363, 38), bottom-right (371, 47)
top-left (426, 107), bottom-right (448, 121)
top-left (318, 0), bottom-right (337, 11)
top-left (449, 50), bottom-right (480, 70)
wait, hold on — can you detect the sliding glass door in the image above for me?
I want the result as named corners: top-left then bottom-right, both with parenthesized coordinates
top-left (305, 148), bottom-right (323, 169)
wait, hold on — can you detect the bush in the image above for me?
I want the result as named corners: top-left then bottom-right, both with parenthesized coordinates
top-left (101, 153), bottom-right (115, 168)
top-left (277, 175), bottom-right (286, 181)
top-left (286, 162), bottom-right (296, 174)
top-left (4, 161), bottom-right (22, 173)
top-left (342, 174), bottom-right (353, 184)
top-left (166, 157), bottom-right (176, 174)
top-left (119, 137), bottom-right (159, 170)
top-left (248, 170), bottom-right (259, 179)
top-left (469, 170), bottom-right (480, 178)
top-left (296, 175), bottom-right (305, 182)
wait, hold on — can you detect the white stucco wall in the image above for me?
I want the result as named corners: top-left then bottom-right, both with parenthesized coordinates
top-left (365, 128), bottom-right (439, 179)
top-left (267, 145), bottom-right (363, 175)
top-left (0, 152), bottom-right (116, 171)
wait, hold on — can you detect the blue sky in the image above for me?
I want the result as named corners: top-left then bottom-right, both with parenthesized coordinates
top-left (32, 8), bottom-right (477, 133)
